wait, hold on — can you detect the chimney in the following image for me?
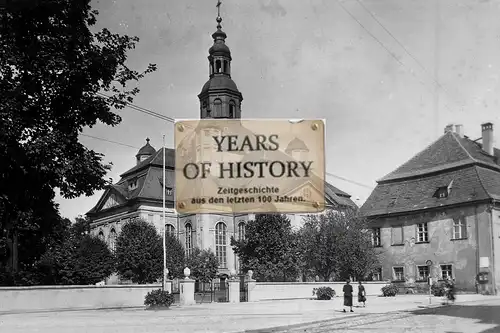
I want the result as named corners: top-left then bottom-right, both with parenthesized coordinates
top-left (454, 124), bottom-right (464, 137)
top-left (481, 122), bottom-right (494, 155)
top-left (444, 124), bottom-right (454, 133)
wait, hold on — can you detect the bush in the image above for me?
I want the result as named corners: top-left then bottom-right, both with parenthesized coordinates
top-left (144, 289), bottom-right (175, 309)
top-left (313, 286), bottom-right (336, 300)
top-left (381, 284), bottom-right (398, 297)
top-left (431, 282), bottom-right (446, 296)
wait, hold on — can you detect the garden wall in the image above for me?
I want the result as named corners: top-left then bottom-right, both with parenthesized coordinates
top-left (250, 281), bottom-right (390, 301)
top-left (0, 284), bottom-right (161, 313)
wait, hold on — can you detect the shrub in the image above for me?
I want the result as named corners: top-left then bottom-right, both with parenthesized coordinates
top-left (431, 282), bottom-right (446, 296)
top-left (144, 289), bottom-right (175, 309)
top-left (313, 286), bottom-right (336, 300)
top-left (381, 284), bottom-right (398, 297)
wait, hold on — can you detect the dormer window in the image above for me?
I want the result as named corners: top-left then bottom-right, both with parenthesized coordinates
top-left (128, 179), bottom-right (138, 191)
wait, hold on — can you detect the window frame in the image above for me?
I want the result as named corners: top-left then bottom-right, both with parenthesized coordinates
top-left (185, 222), bottom-right (193, 257)
top-left (452, 217), bottom-right (467, 240)
top-left (391, 225), bottom-right (404, 246)
top-left (238, 221), bottom-right (246, 241)
top-left (416, 265), bottom-right (430, 282)
top-left (416, 223), bottom-right (429, 243)
top-left (215, 222), bottom-right (227, 269)
top-left (372, 227), bottom-right (381, 247)
top-left (371, 267), bottom-right (382, 281)
top-left (392, 266), bottom-right (405, 282)
top-left (109, 228), bottom-right (117, 253)
top-left (165, 224), bottom-right (176, 237)
top-left (440, 264), bottom-right (453, 281)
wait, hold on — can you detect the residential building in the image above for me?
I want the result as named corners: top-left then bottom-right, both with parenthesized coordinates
top-left (360, 123), bottom-right (500, 295)
top-left (87, 12), bottom-right (357, 284)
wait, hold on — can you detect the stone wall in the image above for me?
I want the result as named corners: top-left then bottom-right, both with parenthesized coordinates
top-left (250, 281), bottom-right (389, 302)
top-left (0, 284), bottom-right (161, 313)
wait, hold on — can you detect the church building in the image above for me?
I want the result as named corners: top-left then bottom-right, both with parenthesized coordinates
top-left (87, 11), bottom-right (357, 284)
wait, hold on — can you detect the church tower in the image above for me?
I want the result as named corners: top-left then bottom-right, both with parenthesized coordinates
top-left (198, 3), bottom-right (243, 119)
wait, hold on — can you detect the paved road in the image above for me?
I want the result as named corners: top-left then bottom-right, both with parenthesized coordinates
top-left (251, 299), bottom-right (500, 333)
top-left (0, 295), bottom-right (499, 332)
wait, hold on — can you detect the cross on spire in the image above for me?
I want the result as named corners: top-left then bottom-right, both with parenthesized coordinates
top-left (216, 0), bottom-right (222, 17)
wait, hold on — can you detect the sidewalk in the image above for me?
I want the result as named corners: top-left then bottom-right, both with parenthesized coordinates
top-left (0, 294), bottom-right (498, 333)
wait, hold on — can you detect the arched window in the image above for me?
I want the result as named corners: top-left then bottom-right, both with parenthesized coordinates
top-left (185, 223), bottom-right (193, 257)
top-left (229, 101), bottom-right (235, 118)
top-left (238, 222), bottom-right (246, 240)
top-left (215, 60), bottom-right (222, 73)
top-left (109, 229), bottom-right (117, 253)
top-left (213, 99), bottom-right (222, 118)
top-left (166, 224), bottom-right (175, 237)
top-left (223, 60), bottom-right (229, 74)
top-left (215, 222), bottom-right (227, 268)
top-left (98, 230), bottom-right (105, 241)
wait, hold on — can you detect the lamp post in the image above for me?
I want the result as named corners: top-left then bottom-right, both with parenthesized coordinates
top-left (162, 134), bottom-right (166, 291)
top-left (426, 260), bottom-right (433, 304)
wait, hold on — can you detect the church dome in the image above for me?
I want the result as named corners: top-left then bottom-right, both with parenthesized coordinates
top-left (200, 75), bottom-right (240, 95)
top-left (285, 137), bottom-right (309, 154)
top-left (209, 42), bottom-right (231, 57)
top-left (136, 138), bottom-right (156, 158)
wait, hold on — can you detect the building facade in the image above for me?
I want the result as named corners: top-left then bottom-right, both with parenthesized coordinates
top-left (87, 13), bottom-right (357, 283)
top-left (360, 123), bottom-right (500, 295)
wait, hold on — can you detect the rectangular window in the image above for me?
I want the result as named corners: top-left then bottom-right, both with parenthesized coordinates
top-left (452, 218), bottom-right (467, 239)
top-left (391, 226), bottom-right (404, 245)
top-left (417, 265), bottom-right (430, 281)
top-left (371, 268), bottom-right (382, 281)
top-left (440, 265), bottom-right (453, 280)
top-left (372, 228), bottom-right (381, 247)
top-left (417, 223), bottom-right (429, 242)
top-left (147, 214), bottom-right (154, 223)
top-left (393, 266), bottom-right (405, 281)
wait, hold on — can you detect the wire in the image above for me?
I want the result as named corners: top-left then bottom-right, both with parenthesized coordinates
top-left (336, 0), bottom-right (457, 116)
top-left (325, 171), bottom-right (374, 189)
top-left (96, 92), bottom-right (175, 123)
top-left (80, 134), bottom-right (141, 149)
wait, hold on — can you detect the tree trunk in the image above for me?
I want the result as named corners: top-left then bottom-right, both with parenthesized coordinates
top-left (12, 229), bottom-right (18, 273)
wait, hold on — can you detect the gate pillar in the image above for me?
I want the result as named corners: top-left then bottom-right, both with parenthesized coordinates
top-left (179, 278), bottom-right (196, 306)
top-left (228, 279), bottom-right (240, 303)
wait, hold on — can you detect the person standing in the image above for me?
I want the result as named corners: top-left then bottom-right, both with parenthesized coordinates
top-left (358, 281), bottom-right (366, 307)
top-left (343, 280), bottom-right (354, 312)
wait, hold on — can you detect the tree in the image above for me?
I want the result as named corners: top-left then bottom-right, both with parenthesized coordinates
top-left (37, 233), bottom-right (115, 285)
top-left (300, 209), bottom-right (381, 282)
top-left (185, 248), bottom-right (219, 283)
top-left (0, 0), bottom-right (156, 272)
top-left (231, 214), bottom-right (302, 282)
top-left (115, 219), bottom-right (162, 284)
top-left (165, 233), bottom-right (185, 280)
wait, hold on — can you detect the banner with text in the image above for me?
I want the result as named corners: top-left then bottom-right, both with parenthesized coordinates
top-left (174, 119), bottom-right (325, 214)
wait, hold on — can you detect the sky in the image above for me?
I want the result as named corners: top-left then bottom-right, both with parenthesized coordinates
top-left (55, 0), bottom-right (500, 220)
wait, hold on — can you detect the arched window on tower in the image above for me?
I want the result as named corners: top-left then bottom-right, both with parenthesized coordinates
top-left (98, 230), bottom-right (105, 241)
top-left (215, 60), bottom-right (222, 73)
top-left (109, 229), bottom-right (117, 253)
top-left (215, 222), bottom-right (227, 268)
top-left (229, 101), bottom-right (236, 118)
top-left (213, 99), bottom-right (222, 118)
top-left (185, 222), bottom-right (192, 257)
top-left (223, 60), bottom-right (228, 74)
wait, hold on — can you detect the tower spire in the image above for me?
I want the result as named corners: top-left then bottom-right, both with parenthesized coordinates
top-left (216, 0), bottom-right (222, 24)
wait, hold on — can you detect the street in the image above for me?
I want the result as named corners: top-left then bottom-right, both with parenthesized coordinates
top-left (1, 295), bottom-right (499, 333)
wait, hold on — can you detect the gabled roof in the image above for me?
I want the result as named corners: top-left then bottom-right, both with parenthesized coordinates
top-left (361, 131), bottom-right (500, 218)
top-left (379, 132), bottom-right (500, 182)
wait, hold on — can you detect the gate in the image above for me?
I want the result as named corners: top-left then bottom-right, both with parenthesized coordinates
top-left (212, 280), bottom-right (229, 302)
top-left (240, 275), bottom-right (248, 302)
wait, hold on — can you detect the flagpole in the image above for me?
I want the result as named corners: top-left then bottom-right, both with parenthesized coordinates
top-left (162, 134), bottom-right (166, 291)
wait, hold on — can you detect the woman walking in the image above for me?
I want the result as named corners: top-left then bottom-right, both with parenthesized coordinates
top-left (343, 280), bottom-right (354, 312)
top-left (358, 281), bottom-right (366, 307)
